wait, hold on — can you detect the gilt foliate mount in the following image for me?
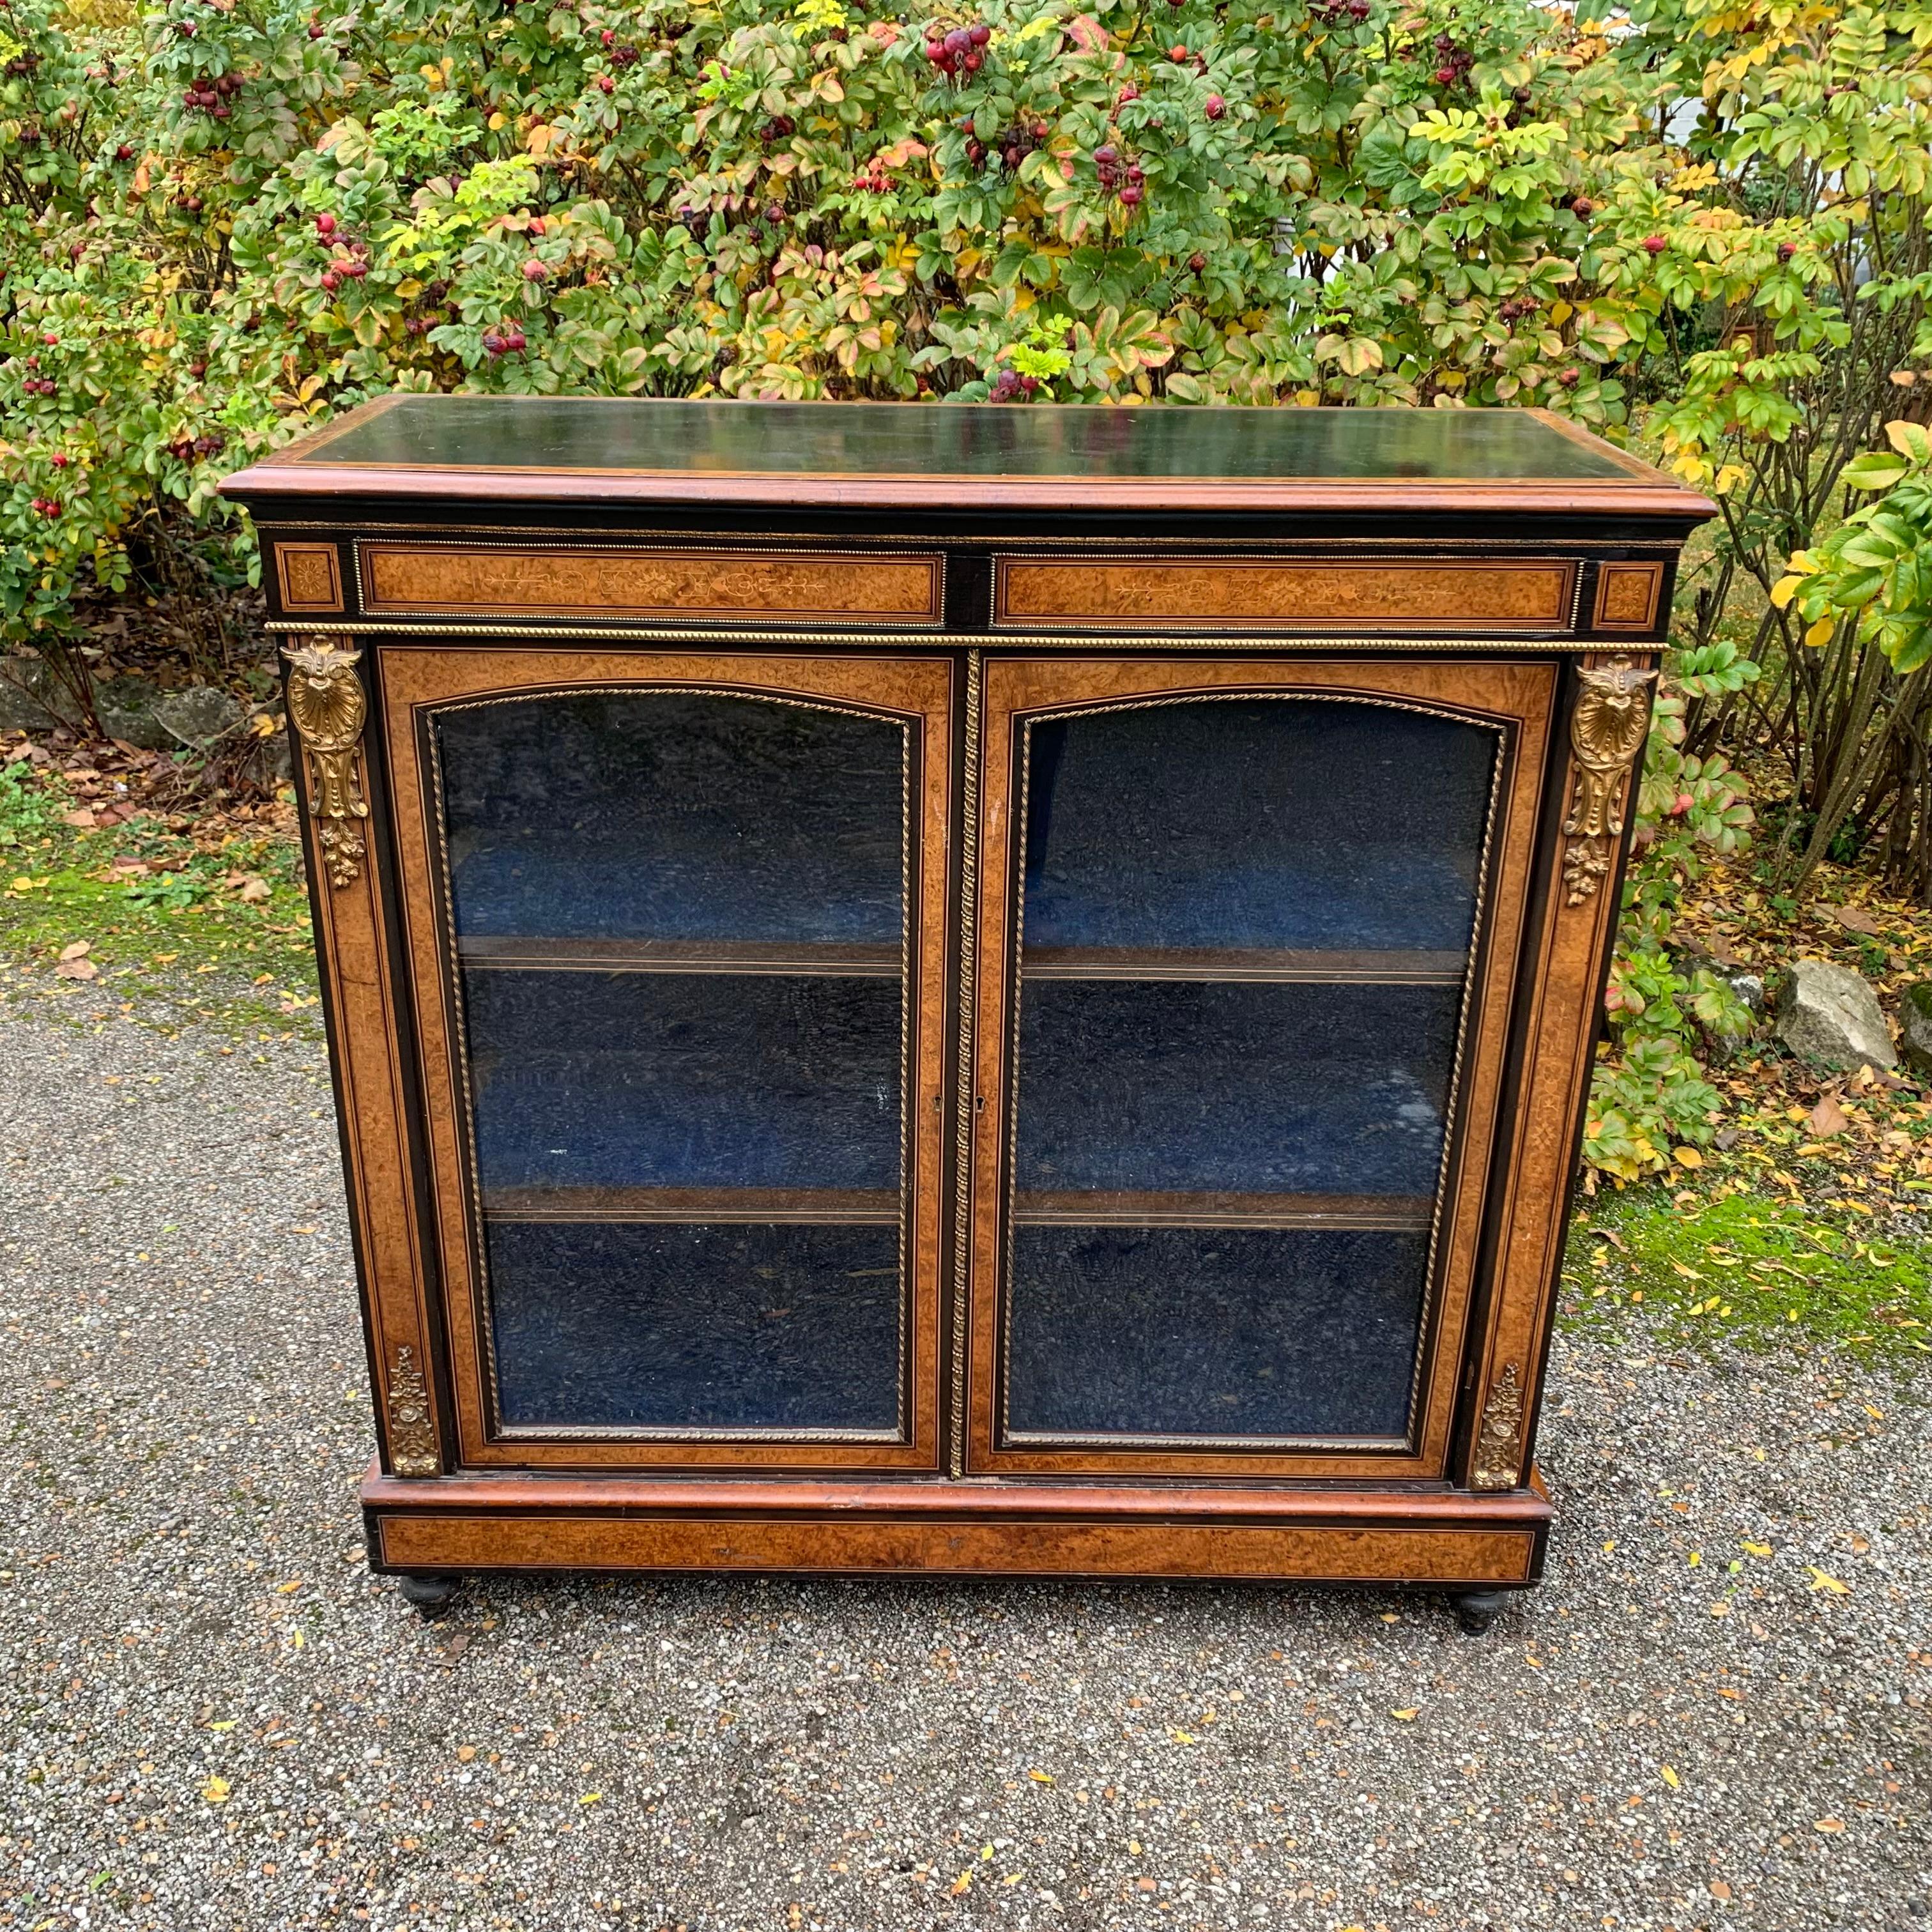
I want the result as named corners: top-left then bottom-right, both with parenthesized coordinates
top-left (1561, 662), bottom-right (1657, 907)
top-left (283, 635), bottom-right (370, 888)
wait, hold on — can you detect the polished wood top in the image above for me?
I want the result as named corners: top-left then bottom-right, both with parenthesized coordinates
top-left (221, 395), bottom-right (1713, 521)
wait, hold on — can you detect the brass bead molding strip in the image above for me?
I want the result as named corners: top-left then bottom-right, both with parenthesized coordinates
top-left (1561, 661), bottom-right (1657, 906)
top-left (995, 557), bottom-right (1577, 632)
top-left (282, 635), bottom-right (370, 889)
top-left (358, 541), bottom-right (946, 627)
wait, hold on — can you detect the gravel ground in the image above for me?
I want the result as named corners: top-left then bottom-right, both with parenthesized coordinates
top-left (2, 976), bottom-right (1929, 1932)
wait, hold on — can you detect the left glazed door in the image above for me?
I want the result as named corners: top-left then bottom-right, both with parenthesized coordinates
top-left (382, 647), bottom-right (955, 1471)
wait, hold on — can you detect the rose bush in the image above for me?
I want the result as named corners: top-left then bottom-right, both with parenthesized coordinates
top-left (19, 0), bottom-right (1926, 1183)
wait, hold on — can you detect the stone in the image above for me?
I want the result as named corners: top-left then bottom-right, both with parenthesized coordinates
top-left (151, 685), bottom-right (244, 749)
top-left (1774, 957), bottom-right (1897, 1071)
top-left (1899, 983), bottom-right (1932, 1078)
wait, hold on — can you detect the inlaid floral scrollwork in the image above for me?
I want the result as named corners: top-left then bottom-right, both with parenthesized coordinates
top-left (283, 634), bottom-right (369, 888)
top-left (1561, 661), bottom-right (1657, 907)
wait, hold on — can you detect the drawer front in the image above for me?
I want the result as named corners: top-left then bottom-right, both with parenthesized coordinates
top-left (358, 542), bottom-right (946, 626)
top-left (995, 555), bottom-right (1577, 632)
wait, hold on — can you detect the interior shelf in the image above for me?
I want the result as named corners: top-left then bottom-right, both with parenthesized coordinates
top-left (484, 1184), bottom-right (901, 1225)
top-left (1011, 1189), bottom-right (1432, 1231)
top-left (1021, 944), bottom-right (1466, 985)
top-left (459, 936), bottom-right (903, 977)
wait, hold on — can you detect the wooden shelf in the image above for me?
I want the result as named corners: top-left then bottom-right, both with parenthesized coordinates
top-left (1011, 1189), bottom-right (1434, 1232)
top-left (483, 1184), bottom-right (902, 1226)
top-left (1021, 945), bottom-right (1466, 985)
top-left (459, 936), bottom-right (902, 977)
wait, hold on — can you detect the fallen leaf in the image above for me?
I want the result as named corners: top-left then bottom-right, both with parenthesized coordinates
top-left (1814, 1817), bottom-right (1845, 1833)
top-left (1027, 1768), bottom-right (1054, 1784)
top-left (1673, 1146), bottom-right (1704, 1169)
top-left (1660, 1766), bottom-right (1680, 1790)
top-left (54, 958), bottom-right (98, 981)
top-left (1808, 1093), bottom-right (1851, 1137)
top-left (1169, 1728), bottom-right (1197, 1744)
top-left (1742, 1541), bottom-right (1773, 1558)
top-left (1390, 1708), bottom-right (1420, 1721)
top-left (201, 1775), bottom-right (231, 1804)
top-left (456, 1744), bottom-right (477, 1763)
top-left (1708, 1600), bottom-right (1731, 1618)
top-left (950, 1872), bottom-right (972, 1896)
top-left (1830, 905), bottom-right (1883, 936)
top-left (206, 1719), bottom-right (237, 1732)
top-left (62, 807), bottom-right (96, 829)
top-left (238, 878), bottom-right (270, 903)
top-left (1807, 1567), bottom-right (1851, 1595)
top-left (1710, 1879), bottom-right (1733, 1901)
top-left (579, 1791), bottom-right (602, 1806)
top-left (59, 940), bottom-right (90, 960)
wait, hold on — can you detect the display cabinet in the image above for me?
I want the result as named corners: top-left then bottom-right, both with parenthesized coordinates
top-left (223, 398), bottom-right (1712, 1629)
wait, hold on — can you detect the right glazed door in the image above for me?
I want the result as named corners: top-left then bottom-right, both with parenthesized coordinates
top-left (965, 656), bottom-right (1559, 1480)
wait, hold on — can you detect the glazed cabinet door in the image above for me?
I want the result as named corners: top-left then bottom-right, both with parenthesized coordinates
top-left (382, 647), bottom-right (954, 1470)
top-left (962, 656), bottom-right (1558, 1480)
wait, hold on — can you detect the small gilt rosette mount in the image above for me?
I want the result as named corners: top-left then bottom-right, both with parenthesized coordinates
top-left (1561, 661), bottom-right (1657, 908)
top-left (282, 634), bottom-right (370, 888)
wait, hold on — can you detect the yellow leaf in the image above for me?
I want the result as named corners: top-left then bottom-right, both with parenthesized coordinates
top-left (276, 1579), bottom-right (302, 1593)
top-left (201, 1775), bottom-right (231, 1804)
top-left (1602, 1538), bottom-right (1617, 1553)
top-left (1549, 300), bottom-right (1573, 326)
top-left (950, 1872), bottom-right (972, 1896)
top-left (1804, 616), bottom-right (1836, 649)
top-left (488, 111), bottom-right (507, 130)
top-left (1390, 1708), bottom-right (1420, 1721)
top-left (207, 1719), bottom-right (237, 1731)
top-left (1027, 1768), bottom-right (1053, 1784)
top-left (1742, 1541), bottom-right (1772, 1557)
top-left (1660, 1766), bottom-right (1680, 1790)
top-left (1814, 1817), bottom-right (1845, 1833)
top-left (1169, 1728), bottom-right (1197, 1744)
top-left (1768, 576), bottom-right (1799, 610)
top-left (579, 1791), bottom-right (602, 1805)
top-left (1708, 1600), bottom-right (1731, 1617)
top-left (1673, 1146), bottom-right (1703, 1169)
top-left (1806, 1567), bottom-right (1850, 1594)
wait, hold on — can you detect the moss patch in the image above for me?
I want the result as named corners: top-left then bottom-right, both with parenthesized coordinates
top-left (1564, 1187), bottom-right (1932, 1365)
top-left (0, 755), bottom-right (321, 1039)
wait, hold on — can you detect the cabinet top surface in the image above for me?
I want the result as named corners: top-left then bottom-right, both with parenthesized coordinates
top-left (222, 395), bottom-right (1713, 521)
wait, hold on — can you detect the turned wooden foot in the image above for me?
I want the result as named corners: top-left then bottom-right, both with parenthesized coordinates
top-left (397, 1572), bottom-right (461, 1620)
top-left (1453, 1589), bottom-right (1509, 1636)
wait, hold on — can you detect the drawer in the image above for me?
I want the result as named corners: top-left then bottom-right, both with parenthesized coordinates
top-left (355, 542), bottom-right (946, 626)
top-left (995, 555), bottom-right (1579, 632)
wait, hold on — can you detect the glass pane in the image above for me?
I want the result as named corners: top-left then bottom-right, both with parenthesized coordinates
top-left (433, 690), bottom-right (910, 1439)
top-left (1002, 695), bottom-right (1496, 1448)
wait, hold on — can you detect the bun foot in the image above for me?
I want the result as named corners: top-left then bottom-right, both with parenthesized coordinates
top-left (397, 1572), bottom-right (461, 1620)
top-left (1452, 1589), bottom-right (1508, 1636)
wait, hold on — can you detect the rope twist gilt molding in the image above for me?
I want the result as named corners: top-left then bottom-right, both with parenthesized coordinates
top-left (1560, 661), bottom-right (1657, 907)
top-left (282, 634), bottom-right (370, 887)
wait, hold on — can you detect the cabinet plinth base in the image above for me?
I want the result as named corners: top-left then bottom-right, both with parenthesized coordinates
top-left (364, 1463), bottom-right (1549, 1592)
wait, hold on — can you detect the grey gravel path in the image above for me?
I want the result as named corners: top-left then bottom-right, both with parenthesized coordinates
top-left (1, 976), bottom-right (1929, 1932)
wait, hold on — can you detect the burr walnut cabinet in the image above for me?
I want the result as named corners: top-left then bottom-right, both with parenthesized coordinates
top-left (222, 397), bottom-right (1712, 1629)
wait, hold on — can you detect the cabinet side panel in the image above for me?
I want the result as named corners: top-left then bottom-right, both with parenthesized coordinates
top-left (1467, 649), bottom-right (1659, 1491)
top-left (284, 636), bottom-right (440, 1478)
